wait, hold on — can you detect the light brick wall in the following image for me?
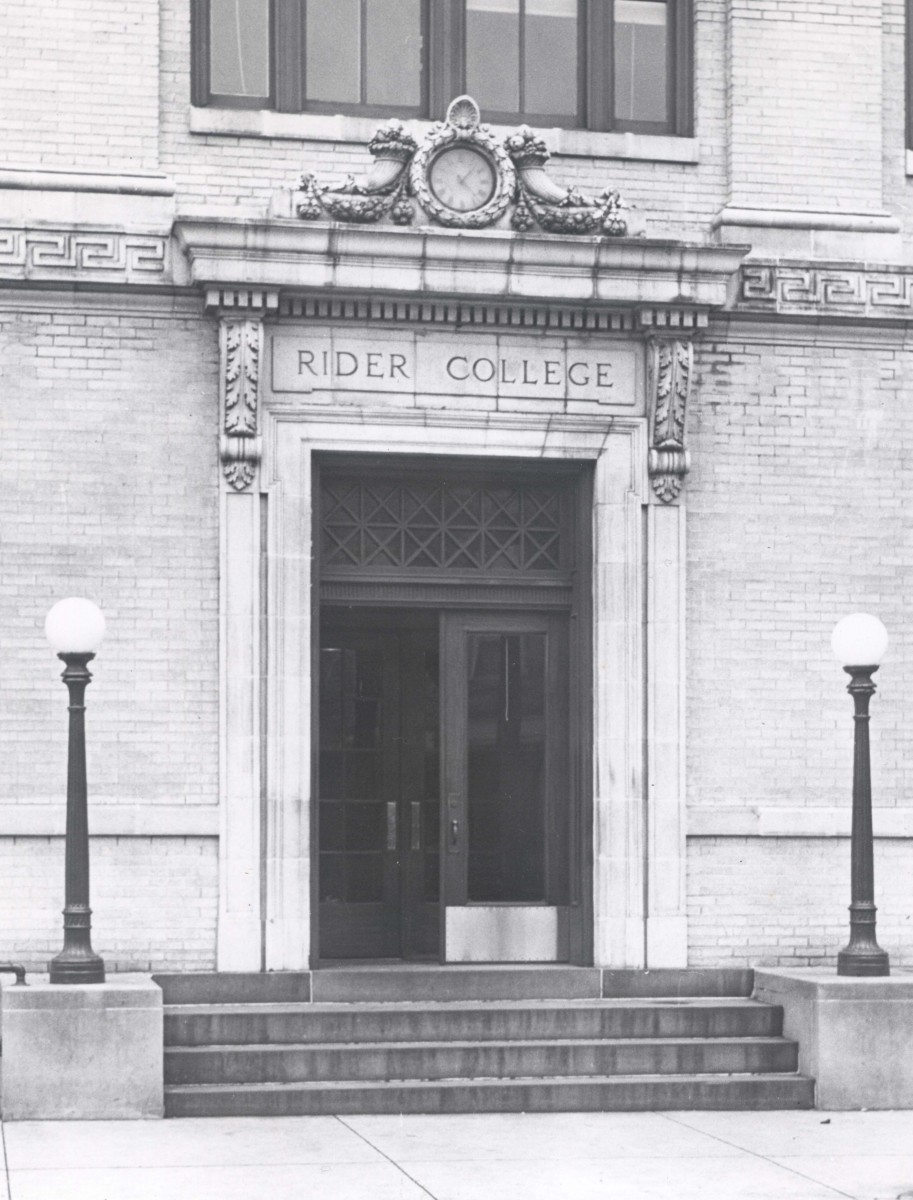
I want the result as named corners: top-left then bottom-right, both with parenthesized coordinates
top-left (686, 326), bottom-right (913, 966)
top-left (0, 300), bottom-right (219, 811)
top-left (688, 837), bottom-right (913, 968)
top-left (0, 298), bottom-right (220, 964)
top-left (726, 0), bottom-right (885, 214)
top-left (0, 0), bottom-right (160, 172)
top-left (0, 836), bottom-right (218, 972)
top-left (689, 328), bottom-right (912, 812)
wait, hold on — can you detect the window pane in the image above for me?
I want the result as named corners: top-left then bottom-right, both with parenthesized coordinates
top-left (466, 0), bottom-right (520, 115)
top-left (525, 0), bottom-right (578, 119)
top-left (209, 0), bottom-right (269, 97)
top-left (615, 0), bottom-right (668, 125)
top-left (467, 633), bottom-right (546, 902)
top-left (366, 0), bottom-right (422, 107)
top-left (306, 0), bottom-right (360, 104)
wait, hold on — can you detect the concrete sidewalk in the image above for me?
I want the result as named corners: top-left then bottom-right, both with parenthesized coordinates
top-left (2, 1109), bottom-right (913, 1200)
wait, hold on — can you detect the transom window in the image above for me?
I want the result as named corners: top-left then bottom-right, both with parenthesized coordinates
top-left (192, 0), bottom-right (692, 135)
top-left (320, 476), bottom-right (572, 575)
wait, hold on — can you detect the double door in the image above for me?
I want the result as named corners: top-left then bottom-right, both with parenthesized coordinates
top-left (317, 607), bottom-right (571, 961)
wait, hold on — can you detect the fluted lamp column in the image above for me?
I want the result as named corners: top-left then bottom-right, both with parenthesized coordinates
top-left (831, 613), bottom-right (890, 977)
top-left (45, 598), bottom-right (106, 984)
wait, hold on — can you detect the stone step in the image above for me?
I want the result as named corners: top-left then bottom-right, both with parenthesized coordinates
top-left (154, 972), bottom-right (311, 1006)
top-left (311, 966), bottom-right (601, 1002)
top-left (601, 969), bottom-right (754, 998)
top-left (164, 1071), bottom-right (815, 1117)
top-left (153, 968), bottom-right (755, 1006)
top-left (164, 998), bottom-right (783, 1047)
top-left (165, 1035), bottom-right (799, 1085)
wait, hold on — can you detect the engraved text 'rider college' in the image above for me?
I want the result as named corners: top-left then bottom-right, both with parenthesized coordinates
top-left (270, 333), bottom-right (637, 406)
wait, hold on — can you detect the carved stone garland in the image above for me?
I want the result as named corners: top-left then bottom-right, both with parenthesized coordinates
top-left (219, 317), bottom-right (262, 491)
top-left (648, 339), bottom-right (692, 504)
top-left (297, 96), bottom-right (627, 237)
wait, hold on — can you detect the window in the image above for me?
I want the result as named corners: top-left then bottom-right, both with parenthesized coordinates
top-left (192, 0), bottom-right (692, 135)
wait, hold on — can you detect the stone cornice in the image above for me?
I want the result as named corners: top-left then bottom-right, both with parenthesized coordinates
top-left (175, 218), bottom-right (748, 319)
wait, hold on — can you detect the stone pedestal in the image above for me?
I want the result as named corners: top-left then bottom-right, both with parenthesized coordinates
top-left (0, 974), bottom-right (163, 1119)
top-left (754, 968), bottom-right (913, 1110)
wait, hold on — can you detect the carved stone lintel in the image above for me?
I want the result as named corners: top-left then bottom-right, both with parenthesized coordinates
top-left (219, 317), bottom-right (262, 490)
top-left (648, 338), bottom-right (693, 504)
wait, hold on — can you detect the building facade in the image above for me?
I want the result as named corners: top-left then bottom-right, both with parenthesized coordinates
top-left (2, 0), bottom-right (912, 975)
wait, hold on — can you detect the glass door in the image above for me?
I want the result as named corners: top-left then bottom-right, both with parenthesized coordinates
top-left (441, 611), bottom-right (571, 959)
top-left (317, 610), bottom-right (439, 960)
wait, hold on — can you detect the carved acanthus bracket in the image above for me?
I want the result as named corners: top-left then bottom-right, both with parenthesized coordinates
top-left (296, 96), bottom-right (627, 237)
top-left (219, 316), bottom-right (263, 491)
top-left (647, 338), bottom-right (693, 504)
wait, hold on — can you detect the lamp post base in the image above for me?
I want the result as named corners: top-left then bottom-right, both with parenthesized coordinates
top-left (837, 948), bottom-right (890, 977)
top-left (48, 952), bottom-right (106, 985)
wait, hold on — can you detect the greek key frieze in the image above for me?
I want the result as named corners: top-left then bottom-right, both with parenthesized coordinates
top-left (738, 265), bottom-right (913, 318)
top-left (0, 229), bottom-right (167, 279)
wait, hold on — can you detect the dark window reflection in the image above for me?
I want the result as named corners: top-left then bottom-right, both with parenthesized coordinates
top-left (467, 633), bottom-right (546, 901)
top-left (319, 641), bottom-right (385, 903)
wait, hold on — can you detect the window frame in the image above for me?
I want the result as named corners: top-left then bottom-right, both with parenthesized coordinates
top-left (191, 0), bottom-right (693, 138)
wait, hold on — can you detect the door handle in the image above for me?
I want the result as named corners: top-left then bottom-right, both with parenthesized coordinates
top-left (386, 801), bottom-right (397, 851)
top-left (448, 817), bottom-right (460, 852)
top-left (411, 801), bottom-right (422, 851)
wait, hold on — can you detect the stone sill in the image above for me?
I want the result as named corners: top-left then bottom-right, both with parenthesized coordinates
top-left (688, 805), bottom-right (913, 838)
top-left (0, 166), bottom-right (175, 196)
top-left (189, 106), bottom-right (700, 164)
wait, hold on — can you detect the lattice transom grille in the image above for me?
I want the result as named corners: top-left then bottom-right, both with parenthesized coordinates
top-left (321, 478), bottom-right (567, 573)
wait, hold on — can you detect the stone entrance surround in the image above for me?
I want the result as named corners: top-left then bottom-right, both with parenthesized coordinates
top-left (173, 218), bottom-right (747, 972)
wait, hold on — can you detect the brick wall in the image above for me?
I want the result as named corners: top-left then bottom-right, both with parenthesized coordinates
top-left (0, 297), bottom-right (220, 967)
top-left (0, 299), bottom-right (219, 809)
top-left (685, 325), bottom-right (913, 966)
top-left (727, 0), bottom-right (885, 214)
top-left (0, 836), bottom-right (218, 972)
top-left (689, 327), bottom-right (912, 812)
top-left (0, 0), bottom-right (160, 172)
top-left (688, 837), bottom-right (913, 968)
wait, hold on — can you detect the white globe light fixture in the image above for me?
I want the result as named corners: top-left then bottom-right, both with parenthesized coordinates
top-left (45, 597), bottom-right (106, 656)
top-left (44, 598), bottom-right (106, 984)
top-left (831, 612), bottom-right (888, 669)
top-left (830, 613), bottom-right (890, 977)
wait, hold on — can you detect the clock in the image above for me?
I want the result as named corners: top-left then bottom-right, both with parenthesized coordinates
top-left (409, 95), bottom-right (516, 229)
top-left (428, 146), bottom-right (497, 213)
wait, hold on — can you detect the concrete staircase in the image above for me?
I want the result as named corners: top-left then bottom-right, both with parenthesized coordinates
top-left (154, 967), bottom-right (815, 1117)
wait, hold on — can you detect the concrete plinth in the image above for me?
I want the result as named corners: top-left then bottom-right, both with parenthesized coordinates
top-left (754, 968), bottom-right (913, 1111)
top-left (0, 974), bottom-right (163, 1119)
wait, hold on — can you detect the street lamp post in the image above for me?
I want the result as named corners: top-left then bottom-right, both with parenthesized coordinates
top-left (831, 613), bottom-right (890, 977)
top-left (45, 598), bottom-right (106, 985)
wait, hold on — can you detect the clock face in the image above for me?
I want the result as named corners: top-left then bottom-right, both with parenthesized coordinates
top-left (428, 146), bottom-right (497, 213)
